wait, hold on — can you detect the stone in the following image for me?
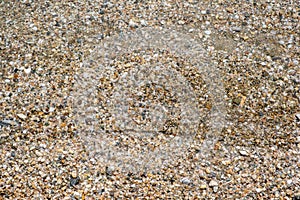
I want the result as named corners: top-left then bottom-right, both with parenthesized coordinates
top-left (17, 113), bottom-right (27, 120)
top-left (209, 180), bottom-right (218, 187)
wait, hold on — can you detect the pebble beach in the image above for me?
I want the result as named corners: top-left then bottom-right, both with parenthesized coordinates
top-left (0, 0), bottom-right (299, 199)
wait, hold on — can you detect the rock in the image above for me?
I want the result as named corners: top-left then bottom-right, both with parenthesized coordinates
top-left (70, 176), bottom-right (80, 187)
top-left (213, 186), bottom-right (218, 193)
top-left (17, 113), bottom-right (27, 120)
top-left (181, 177), bottom-right (191, 185)
top-left (239, 150), bottom-right (249, 156)
top-left (221, 159), bottom-right (231, 165)
top-left (204, 30), bottom-right (211, 35)
top-left (209, 180), bottom-right (218, 187)
top-left (0, 119), bottom-right (18, 126)
top-left (140, 19), bottom-right (147, 26)
top-left (201, 10), bottom-right (207, 14)
top-left (71, 171), bottom-right (78, 178)
top-left (73, 191), bottom-right (81, 199)
top-left (199, 184), bottom-right (207, 189)
top-left (24, 67), bottom-right (31, 74)
top-left (255, 187), bottom-right (264, 193)
top-left (231, 26), bottom-right (242, 32)
top-left (178, 20), bottom-right (185, 25)
top-left (129, 19), bottom-right (138, 28)
top-left (49, 107), bottom-right (55, 112)
top-left (296, 136), bottom-right (300, 143)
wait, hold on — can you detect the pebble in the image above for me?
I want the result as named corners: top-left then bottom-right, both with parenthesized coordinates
top-left (296, 136), bottom-right (300, 143)
top-left (71, 171), bottom-right (78, 178)
top-left (213, 186), bottom-right (218, 193)
top-left (239, 150), bottom-right (249, 156)
top-left (177, 20), bottom-right (185, 25)
top-left (231, 27), bottom-right (242, 32)
top-left (199, 184), bottom-right (207, 189)
top-left (295, 113), bottom-right (300, 121)
top-left (209, 180), bottom-right (218, 187)
top-left (0, 119), bottom-right (18, 126)
top-left (17, 113), bottom-right (27, 120)
top-left (128, 19), bottom-right (138, 28)
top-left (140, 19), bottom-right (147, 26)
top-left (255, 187), bottom-right (264, 193)
top-left (24, 68), bottom-right (31, 75)
top-left (204, 30), bottom-right (211, 35)
top-left (180, 177), bottom-right (192, 185)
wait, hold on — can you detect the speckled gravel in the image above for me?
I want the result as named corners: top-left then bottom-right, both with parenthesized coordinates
top-left (0, 0), bottom-right (299, 199)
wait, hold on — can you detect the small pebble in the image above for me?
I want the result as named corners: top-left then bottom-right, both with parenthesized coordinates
top-left (295, 113), bottom-right (300, 121)
top-left (209, 180), bottom-right (218, 187)
top-left (181, 177), bottom-right (191, 185)
top-left (204, 30), bottom-right (211, 35)
top-left (129, 19), bottom-right (138, 28)
top-left (17, 113), bottom-right (27, 120)
top-left (24, 68), bottom-right (31, 74)
top-left (239, 150), bottom-right (249, 156)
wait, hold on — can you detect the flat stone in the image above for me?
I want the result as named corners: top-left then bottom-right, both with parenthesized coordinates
top-left (239, 150), bottom-right (249, 156)
top-left (180, 177), bottom-right (191, 184)
top-left (17, 113), bottom-right (27, 120)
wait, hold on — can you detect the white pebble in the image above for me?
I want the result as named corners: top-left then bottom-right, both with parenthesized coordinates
top-left (129, 19), bottom-right (138, 28)
top-left (17, 113), bottom-right (27, 120)
top-left (239, 150), bottom-right (249, 156)
top-left (24, 67), bottom-right (31, 74)
top-left (140, 19), bottom-right (147, 26)
top-left (209, 180), bottom-right (218, 187)
top-left (204, 30), bottom-right (211, 35)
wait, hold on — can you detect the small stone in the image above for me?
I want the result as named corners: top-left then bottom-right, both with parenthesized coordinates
top-left (35, 150), bottom-right (43, 157)
top-left (181, 177), bottom-right (191, 185)
top-left (28, 167), bottom-right (34, 173)
top-left (204, 30), bottom-right (211, 35)
top-left (72, 191), bottom-right (81, 199)
top-left (295, 113), bottom-right (300, 121)
top-left (140, 19), bottom-right (147, 26)
top-left (57, 178), bottom-right (62, 185)
top-left (198, 169), bottom-right (206, 178)
top-left (239, 150), bottom-right (249, 156)
top-left (71, 171), bottom-right (78, 178)
top-left (231, 27), bottom-right (241, 32)
top-left (199, 184), bottom-right (207, 189)
top-left (24, 68), bottom-right (31, 74)
top-left (226, 7), bottom-right (234, 13)
top-left (213, 186), bottom-right (218, 193)
top-left (256, 187), bottom-right (264, 193)
top-left (178, 20), bottom-right (185, 25)
top-left (129, 19), bottom-right (138, 28)
top-left (1, 119), bottom-right (18, 126)
top-left (296, 136), bottom-right (300, 143)
top-left (205, 167), bottom-right (211, 174)
top-left (209, 180), bottom-right (218, 187)
top-left (70, 176), bottom-right (80, 187)
top-left (17, 113), bottom-right (27, 120)
top-left (221, 159), bottom-right (231, 165)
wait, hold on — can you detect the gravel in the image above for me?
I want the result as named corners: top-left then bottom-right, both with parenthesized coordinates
top-left (0, 0), bottom-right (299, 199)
